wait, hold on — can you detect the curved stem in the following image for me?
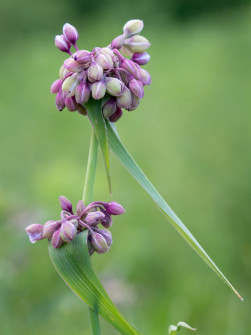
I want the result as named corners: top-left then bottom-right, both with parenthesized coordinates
top-left (82, 126), bottom-right (101, 335)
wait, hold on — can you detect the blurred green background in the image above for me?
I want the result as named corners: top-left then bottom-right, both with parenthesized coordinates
top-left (0, 0), bottom-right (250, 334)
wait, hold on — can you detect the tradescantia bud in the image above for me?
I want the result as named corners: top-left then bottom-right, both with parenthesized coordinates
top-left (59, 65), bottom-right (69, 80)
top-left (60, 221), bottom-right (77, 242)
top-left (131, 51), bottom-right (150, 65)
top-left (55, 35), bottom-right (71, 53)
top-left (59, 196), bottom-right (73, 213)
top-left (123, 19), bottom-right (144, 38)
top-left (43, 220), bottom-right (61, 239)
top-left (97, 229), bottom-right (113, 246)
top-left (95, 53), bottom-right (113, 70)
top-left (51, 229), bottom-right (64, 248)
top-left (77, 104), bottom-right (87, 116)
top-left (73, 50), bottom-right (91, 65)
top-left (137, 68), bottom-right (151, 85)
top-left (88, 61), bottom-right (103, 82)
top-left (111, 35), bottom-right (124, 50)
top-left (25, 224), bottom-right (44, 243)
top-left (105, 77), bottom-right (125, 96)
top-left (124, 35), bottom-right (150, 53)
top-left (128, 94), bottom-right (141, 111)
top-left (102, 97), bottom-right (117, 118)
top-left (92, 79), bottom-right (106, 100)
top-left (129, 78), bottom-right (144, 98)
top-left (64, 58), bottom-right (83, 73)
top-left (63, 23), bottom-right (79, 46)
top-left (75, 82), bottom-right (90, 104)
top-left (117, 87), bottom-right (132, 109)
top-left (55, 90), bottom-right (65, 111)
top-left (121, 58), bottom-right (139, 77)
top-left (62, 74), bottom-right (79, 97)
top-left (76, 200), bottom-right (85, 216)
top-left (65, 96), bottom-right (78, 111)
top-left (50, 79), bottom-right (63, 94)
top-left (99, 47), bottom-right (115, 58)
top-left (105, 201), bottom-right (125, 215)
top-left (85, 211), bottom-right (106, 226)
top-left (91, 232), bottom-right (109, 253)
top-left (109, 107), bottom-right (123, 122)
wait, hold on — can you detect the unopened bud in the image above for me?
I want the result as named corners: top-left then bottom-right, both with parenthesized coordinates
top-left (117, 87), bottom-right (132, 109)
top-left (100, 212), bottom-right (113, 228)
top-left (95, 53), bottom-right (113, 70)
top-left (88, 61), bottom-right (103, 82)
top-left (59, 195), bottom-right (73, 213)
top-left (64, 58), bottom-right (83, 73)
top-left (121, 58), bottom-right (139, 77)
top-left (25, 224), bottom-right (44, 243)
top-left (128, 94), bottom-right (141, 111)
top-left (131, 51), bottom-right (150, 65)
top-left (97, 229), bottom-right (113, 246)
top-left (63, 23), bottom-right (79, 45)
top-left (91, 232), bottom-right (109, 253)
top-left (50, 79), bottom-right (63, 94)
top-left (106, 201), bottom-right (125, 215)
top-left (55, 90), bottom-right (65, 111)
top-left (105, 77), bottom-right (125, 96)
top-left (100, 47), bottom-right (115, 58)
top-left (102, 97), bottom-right (117, 118)
top-left (85, 211), bottom-right (106, 226)
top-left (120, 46), bottom-right (133, 57)
top-left (51, 229), bottom-right (64, 248)
top-left (43, 220), bottom-right (61, 239)
top-left (111, 35), bottom-right (124, 50)
top-left (129, 78), bottom-right (144, 98)
top-left (109, 107), bottom-right (123, 122)
top-left (76, 200), bottom-right (85, 216)
top-left (77, 104), bottom-right (87, 116)
top-left (137, 68), bottom-right (151, 85)
top-left (73, 50), bottom-right (91, 65)
top-left (75, 82), bottom-right (90, 104)
top-left (124, 35), bottom-right (150, 54)
top-left (62, 74), bottom-right (79, 97)
top-left (65, 96), bottom-right (78, 111)
top-left (123, 19), bottom-right (144, 38)
top-left (60, 221), bottom-right (77, 242)
top-left (55, 35), bottom-right (71, 53)
top-left (59, 65), bottom-right (69, 80)
top-left (92, 79), bottom-right (106, 100)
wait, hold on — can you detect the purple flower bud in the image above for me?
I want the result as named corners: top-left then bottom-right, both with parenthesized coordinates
top-left (50, 79), bottom-right (63, 94)
top-left (91, 232), bottom-right (109, 253)
top-left (55, 90), bottom-right (65, 111)
top-left (121, 58), bottom-right (139, 77)
top-left (64, 58), bottom-right (83, 73)
top-left (106, 201), bottom-right (125, 215)
top-left (85, 211), bottom-right (106, 226)
top-left (75, 82), bottom-right (91, 104)
top-left (120, 46), bottom-right (133, 57)
top-left (88, 61), bottom-right (103, 82)
top-left (51, 229), bottom-right (64, 248)
top-left (100, 212), bottom-right (113, 228)
top-left (124, 35), bottom-right (150, 53)
top-left (62, 74), bottom-right (79, 97)
top-left (76, 200), bottom-right (85, 216)
top-left (65, 96), bottom-right (78, 111)
top-left (117, 87), bottom-right (132, 109)
top-left (25, 224), bottom-right (44, 243)
top-left (55, 35), bottom-right (71, 53)
top-left (129, 78), bottom-right (144, 98)
top-left (127, 94), bottom-right (141, 111)
top-left (111, 35), bottom-right (124, 50)
top-left (131, 51), bottom-right (150, 65)
top-left (99, 47), bottom-right (115, 58)
top-left (63, 23), bottom-right (79, 45)
top-left (95, 53), bottom-right (113, 70)
top-left (109, 107), bottom-right (123, 123)
top-left (43, 220), bottom-right (61, 239)
top-left (105, 77), bottom-right (125, 96)
top-left (73, 50), bottom-right (91, 65)
top-left (92, 79), bottom-right (106, 100)
top-left (60, 221), bottom-right (77, 242)
top-left (59, 196), bottom-right (73, 213)
top-left (98, 229), bottom-right (113, 246)
top-left (59, 65), bottom-right (70, 80)
top-left (102, 97), bottom-right (117, 118)
top-left (137, 68), bottom-right (151, 85)
top-left (77, 104), bottom-right (87, 116)
top-left (123, 20), bottom-right (144, 38)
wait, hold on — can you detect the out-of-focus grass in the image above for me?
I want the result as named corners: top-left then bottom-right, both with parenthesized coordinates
top-left (0, 8), bottom-right (250, 335)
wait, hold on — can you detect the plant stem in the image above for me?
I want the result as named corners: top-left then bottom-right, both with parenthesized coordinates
top-left (82, 126), bottom-right (101, 335)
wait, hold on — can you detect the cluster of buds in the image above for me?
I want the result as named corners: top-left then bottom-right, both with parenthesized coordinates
top-left (25, 196), bottom-right (125, 254)
top-left (51, 20), bottom-right (151, 122)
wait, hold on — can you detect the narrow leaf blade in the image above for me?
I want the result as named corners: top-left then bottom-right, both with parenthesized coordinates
top-left (106, 120), bottom-right (242, 300)
top-left (49, 231), bottom-right (141, 335)
top-left (85, 99), bottom-right (112, 194)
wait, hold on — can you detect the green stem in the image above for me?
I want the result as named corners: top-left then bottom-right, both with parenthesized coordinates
top-left (82, 127), bottom-right (101, 335)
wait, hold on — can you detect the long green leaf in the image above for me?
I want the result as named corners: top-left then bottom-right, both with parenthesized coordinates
top-left (106, 121), bottom-right (242, 300)
top-left (49, 231), bottom-right (141, 335)
top-left (85, 99), bottom-right (112, 194)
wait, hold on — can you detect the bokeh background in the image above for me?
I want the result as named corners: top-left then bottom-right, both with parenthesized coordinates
top-left (0, 0), bottom-right (250, 334)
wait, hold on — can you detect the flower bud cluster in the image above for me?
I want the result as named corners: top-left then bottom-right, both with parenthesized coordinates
top-left (25, 196), bottom-right (125, 254)
top-left (51, 20), bottom-right (151, 122)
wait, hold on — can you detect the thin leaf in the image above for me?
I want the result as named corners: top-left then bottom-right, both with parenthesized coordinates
top-left (168, 321), bottom-right (196, 334)
top-left (49, 231), bottom-right (141, 335)
top-left (106, 120), bottom-right (243, 300)
top-left (85, 99), bottom-right (112, 194)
